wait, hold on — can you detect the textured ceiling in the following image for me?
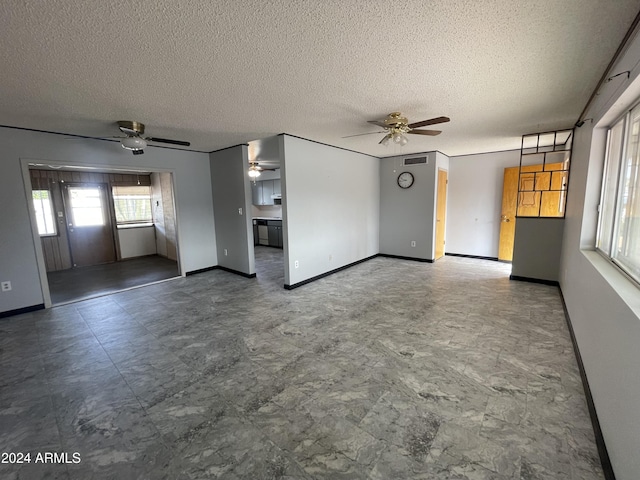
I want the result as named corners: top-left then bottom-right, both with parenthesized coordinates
top-left (1, 0), bottom-right (638, 158)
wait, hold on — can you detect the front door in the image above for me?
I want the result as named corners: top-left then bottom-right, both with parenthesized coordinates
top-left (435, 169), bottom-right (448, 259)
top-left (62, 183), bottom-right (116, 267)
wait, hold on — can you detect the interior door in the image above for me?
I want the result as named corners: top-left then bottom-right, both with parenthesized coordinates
top-left (498, 162), bottom-right (566, 261)
top-left (435, 169), bottom-right (448, 259)
top-left (62, 183), bottom-right (116, 267)
top-left (498, 167), bottom-right (519, 261)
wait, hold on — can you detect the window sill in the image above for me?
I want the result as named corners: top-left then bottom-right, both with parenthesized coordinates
top-left (117, 223), bottom-right (154, 229)
top-left (581, 249), bottom-right (640, 317)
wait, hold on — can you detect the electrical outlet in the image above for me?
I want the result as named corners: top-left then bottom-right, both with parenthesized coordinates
top-left (294, 260), bottom-right (299, 268)
top-left (238, 208), bottom-right (243, 215)
top-left (411, 241), bottom-right (416, 247)
top-left (1, 281), bottom-right (11, 292)
top-left (224, 249), bottom-right (228, 256)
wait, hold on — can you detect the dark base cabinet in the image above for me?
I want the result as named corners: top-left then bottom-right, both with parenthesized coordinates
top-left (267, 220), bottom-right (283, 248)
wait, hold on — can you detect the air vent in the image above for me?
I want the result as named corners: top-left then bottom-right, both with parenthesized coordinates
top-left (403, 156), bottom-right (428, 166)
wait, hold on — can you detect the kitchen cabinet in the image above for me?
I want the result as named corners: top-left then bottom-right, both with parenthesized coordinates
top-left (251, 179), bottom-right (279, 206)
top-left (267, 220), bottom-right (283, 248)
top-left (262, 180), bottom-right (274, 205)
top-left (251, 182), bottom-right (263, 206)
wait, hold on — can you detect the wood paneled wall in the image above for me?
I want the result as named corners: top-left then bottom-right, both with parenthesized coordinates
top-left (29, 169), bottom-right (151, 272)
top-left (160, 172), bottom-right (177, 261)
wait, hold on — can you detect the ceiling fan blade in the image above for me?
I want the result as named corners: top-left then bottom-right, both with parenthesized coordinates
top-left (407, 116), bottom-right (450, 129)
top-left (119, 126), bottom-right (139, 136)
top-left (146, 137), bottom-right (191, 146)
top-left (342, 131), bottom-right (386, 138)
top-left (408, 129), bottom-right (442, 136)
top-left (367, 120), bottom-right (388, 128)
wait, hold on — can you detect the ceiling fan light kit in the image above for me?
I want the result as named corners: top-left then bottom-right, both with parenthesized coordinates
top-left (121, 135), bottom-right (147, 151)
top-left (248, 163), bottom-right (261, 178)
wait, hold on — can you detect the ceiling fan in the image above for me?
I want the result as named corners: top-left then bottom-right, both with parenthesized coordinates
top-left (248, 161), bottom-right (277, 178)
top-left (345, 112), bottom-right (450, 146)
top-left (116, 121), bottom-right (190, 155)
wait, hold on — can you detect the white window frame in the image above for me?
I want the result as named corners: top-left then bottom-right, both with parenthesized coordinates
top-left (32, 189), bottom-right (57, 237)
top-left (111, 185), bottom-right (153, 227)
top-left (596, 103), bottom-right (640, 286)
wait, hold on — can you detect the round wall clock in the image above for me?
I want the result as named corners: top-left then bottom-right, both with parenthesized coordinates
top-left (397, 171), bottom-right (414, 189)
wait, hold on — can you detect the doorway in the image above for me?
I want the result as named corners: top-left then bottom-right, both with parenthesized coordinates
top-left (62, 183), bottom-right (117, 267)
top-left (27, 166), bottom-right (181, 306)
top-left (498, 167), bottom-right (519, 261)
top-left (498, 160), bottom-right (567, 261)
top-left (435, 169), bottom-right (448, 260)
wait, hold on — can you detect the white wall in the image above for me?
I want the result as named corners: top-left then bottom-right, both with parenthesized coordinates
top-left (210, 145), bottom-right (255, 276)
top-left (281, 135), bottom-right (379, 286)
top-left (379, 152), bottom-right (436, 260)
top-left (117, 226), bottom-right (157, 259)
top-left (447, 150), bottom-right (520, 258)
top-left (559, 29), bottom-right (640, 480)
top-left (0, 127), bottom-right (216, 314)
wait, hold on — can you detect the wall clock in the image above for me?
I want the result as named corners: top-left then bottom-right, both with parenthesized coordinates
top-left (397, 171), bottom-right (414, 189)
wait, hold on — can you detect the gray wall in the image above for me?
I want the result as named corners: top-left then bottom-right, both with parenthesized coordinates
top-left (558, 29), bottom-right (640, 480)
top-left (379, 152), bottom-right (436, 260)
top-left (281, 135), bottom-right (379, 286)
top-left (0, 127), bottom-right (216, 314)
top-left (210, 145), bottom-right (255, 276)
top-left (511, 218), bottom-right (564, 281)
top-left (447, 149), bottom-right (520, 257)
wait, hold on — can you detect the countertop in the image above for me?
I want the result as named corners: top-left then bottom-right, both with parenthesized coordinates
top-left (253, 216), bottom-right (282, 220)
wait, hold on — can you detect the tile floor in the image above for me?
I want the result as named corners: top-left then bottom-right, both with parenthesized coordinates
top-left (0, 249), bottom-right (602, 479)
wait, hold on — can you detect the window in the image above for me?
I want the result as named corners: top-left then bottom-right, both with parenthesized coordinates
top-left (68, 187), bottom-right (105, 226)
top-left (112, 185), bottom-right (152, 225)
top-left (597, 104), bottom-right (640, 284)
top-left (32, 190), bottom-right (56, 236)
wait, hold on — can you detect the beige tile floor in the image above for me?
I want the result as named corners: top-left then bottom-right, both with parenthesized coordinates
top-left (0, 248), bottom-right (602, 479)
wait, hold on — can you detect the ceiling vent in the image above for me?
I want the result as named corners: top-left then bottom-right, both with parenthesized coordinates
top-left (403, 156), bottom-right (428, 166)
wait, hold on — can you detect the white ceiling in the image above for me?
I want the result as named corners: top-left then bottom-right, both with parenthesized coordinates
top-left (1, 1), bottom-right (638, 158)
